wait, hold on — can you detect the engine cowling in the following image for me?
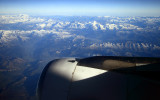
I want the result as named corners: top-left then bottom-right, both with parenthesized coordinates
top-left (37, 56), bottom-right (160, 100)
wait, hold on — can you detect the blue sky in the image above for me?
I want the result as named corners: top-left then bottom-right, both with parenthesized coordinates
top-left (0, 0), bottom-right (160, 16)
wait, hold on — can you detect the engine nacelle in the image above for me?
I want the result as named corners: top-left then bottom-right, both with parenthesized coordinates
top-left (37, 56), bottom-right (160, 100)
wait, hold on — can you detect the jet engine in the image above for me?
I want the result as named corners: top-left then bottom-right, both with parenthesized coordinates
top-left (37, 56), bottom-right (160, 100)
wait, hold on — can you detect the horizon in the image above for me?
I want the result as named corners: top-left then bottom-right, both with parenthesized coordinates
top-left (0, 0), bottom-right (160, 16)
top-left (0, 13), bottom-right (160, 17)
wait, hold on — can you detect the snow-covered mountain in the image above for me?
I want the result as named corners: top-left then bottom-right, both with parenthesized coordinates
top-left (0, 14), bottom-right (160, 68)
top-left (0, 14), bottom-right (160, 54)
top-left (0, 14), bottom-right (160, 100)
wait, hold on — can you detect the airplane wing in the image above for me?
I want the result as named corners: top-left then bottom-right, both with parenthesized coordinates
top-left (37, 56), bottom-right (160, 100)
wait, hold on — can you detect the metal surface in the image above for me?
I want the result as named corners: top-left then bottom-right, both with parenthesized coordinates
top-left (37, 56), bottom-right (160, 100)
